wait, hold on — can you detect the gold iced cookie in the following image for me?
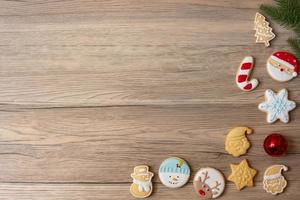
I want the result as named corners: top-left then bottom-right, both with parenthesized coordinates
top-left (225, 127), bottom-right (252, 157)
top-left (130, 165), bottom-right (154, 198)
top-left (263, 165), bottom-right (288, 195)
top-left (227, 159), bottom-right (257, 190)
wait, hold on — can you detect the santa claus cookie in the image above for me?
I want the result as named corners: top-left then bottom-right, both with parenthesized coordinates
top-left (193, 167), bottom-right (225, 199)
top-left (225, 127), bottom-right (252, 157)
top-left (130, 165), bottom-right (154, 198)
top-left (263, 165), bottom-right (288, 195)
top-left (159, 157), bottom-right (190, 188)
top-left (267, 51), bottom-right (298, 82)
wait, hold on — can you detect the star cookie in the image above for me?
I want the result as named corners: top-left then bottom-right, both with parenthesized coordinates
top-left (258, 89), bottom-right (296, 124)
top-left (227, 159), bottom-right (257, 190)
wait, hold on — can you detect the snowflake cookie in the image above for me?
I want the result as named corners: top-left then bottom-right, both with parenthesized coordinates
top-left (258, 89), bottom-right (296, 124)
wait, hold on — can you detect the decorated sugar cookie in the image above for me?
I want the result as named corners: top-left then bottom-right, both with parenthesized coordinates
top-left (227, 159), bottom-right (257, 190)
top-left (263, 165), bottom-right (288, 195)
top-left (225, 127), bottom-right (252, 157)
top-left (159, 157), bottom-right (190, 188)
top-left (267, 51), bottom-right (298, 82)
top-left (236, 56), bottom-right (259, 91)
top-left (130, 165), bottom-right (154, 198)
top-left (193, 167), bottom-right (225, 199)
top-left (254, 12), bottom-right (275, 47)
top-left (258, 89), bottom-right (296, 124)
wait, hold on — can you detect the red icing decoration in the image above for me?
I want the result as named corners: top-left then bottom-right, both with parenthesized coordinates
top-left (272, 51), bottom-right (299, 74)
top-left (264, 133), bottom-right (288, 157)
top-left (199, 190), bottom-right (206, 196)
top-left (238, 75), bottom-right (247, 83)
top-left (243, 83), bottom-right (252, 90)
top-left (241, 63), bottom-right (252, 70)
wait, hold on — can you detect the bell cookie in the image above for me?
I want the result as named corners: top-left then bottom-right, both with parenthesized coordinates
top-left (193, 167), bottom-right (225, 199)
top-left (236, 56), bottom-right (259, 91)
top-left (258, 89), bottom-right (296, 124)
top-left (225, 127), bottom-right (252, 157)
top-left (254, 12), bottom-right (275, 47)
top-left (159, 157), bottom-right (190, 188)
top-left (227, 159), bottom-right (257, 190)
top-left (130, 165), bottom-right (154, 198)
top-left (263, 165), bottom-right (288, 195)
top-left (267, 51), bottom-right (298, 82)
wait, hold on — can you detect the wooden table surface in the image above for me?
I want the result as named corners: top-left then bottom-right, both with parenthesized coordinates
top-left (0, 0), bottom-right (299, 199)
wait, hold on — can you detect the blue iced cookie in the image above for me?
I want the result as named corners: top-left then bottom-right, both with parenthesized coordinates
top-left (159, 157), bottom-right (190, 188)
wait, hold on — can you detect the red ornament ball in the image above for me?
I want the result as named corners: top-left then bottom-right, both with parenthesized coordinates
top-left (264, 133), bottom-right (288, 157)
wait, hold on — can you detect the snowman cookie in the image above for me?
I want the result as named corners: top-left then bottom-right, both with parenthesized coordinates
top-left (159, 157), bottom-right (190, 188)
top-left (193, 167), bottom-right (225, 199)
top-left (263, 165), bottom-right (288, 195)
top-left (267, 51), bottom-right (298, 82)
top-left (130, 165), bottom-right (154, 198)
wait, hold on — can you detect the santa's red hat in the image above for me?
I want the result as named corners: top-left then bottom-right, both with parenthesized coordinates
top-left (271, 51), bottom-right (299, 77)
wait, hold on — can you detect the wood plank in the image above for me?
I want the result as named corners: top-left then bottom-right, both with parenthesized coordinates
top-left (0, 182), bottom-right (298, 200)
top-left (0, 0), bottom-right (299, 199)
top-left (0, 0), bottom-right (294, 107)
top-left (0, 105), bottom-right (299, 182)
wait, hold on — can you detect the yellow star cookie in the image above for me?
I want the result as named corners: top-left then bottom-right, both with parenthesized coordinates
top-left (228, 159), bottom-right (257, 190)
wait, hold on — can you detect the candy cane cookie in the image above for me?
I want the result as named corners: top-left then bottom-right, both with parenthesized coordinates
top-left (235, 56), bottom-right (259, 91)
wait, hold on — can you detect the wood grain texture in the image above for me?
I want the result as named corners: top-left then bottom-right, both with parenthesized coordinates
top-left (0, 0), bottom-right (299, 199)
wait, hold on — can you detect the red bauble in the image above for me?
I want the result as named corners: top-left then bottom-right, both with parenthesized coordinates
top-left (264, 133), bottom-right (288, 157)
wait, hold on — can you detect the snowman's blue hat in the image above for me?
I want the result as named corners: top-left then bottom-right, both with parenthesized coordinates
top-left (159, 157), bottom-right (190, 175)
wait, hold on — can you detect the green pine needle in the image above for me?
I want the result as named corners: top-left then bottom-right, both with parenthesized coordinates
top-left (260, 0), bottom-right (300, 60)
top-left (288, 38), bottom-right (300, 59)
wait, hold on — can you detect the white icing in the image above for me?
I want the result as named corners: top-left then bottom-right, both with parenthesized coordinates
top-left (243, 56), bottom-right (253, 63)
top-left (159, 157), bottom-right (190, 189)
top-left (194, 168), bottom-right (225, 198)
top-left (263, 165), bottom-right (288, 195)
top-left (236, 56), bottom-right (259, 91)
top-left (267, 63), bottom-right (294, 82)
top-left (133, 179), bottom-right (152, 192)
top-left (159, 172), bottom-right (189, 188)
top-left (258, 89), bottom-right (296, 123)
top-left (271, 55), bottom-right (295, 69)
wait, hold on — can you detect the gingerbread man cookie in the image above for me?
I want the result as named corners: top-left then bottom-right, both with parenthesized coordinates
top-left (193, 167), bottom-right (225, 199)
top-left (225, 127), bottom-right (252, 157)
top-left (263, 165), bottom-right (288, 195)
top-left (130, 165), bottom-right (154, 198)
top-left (227, 159), bottom-right (257, 190)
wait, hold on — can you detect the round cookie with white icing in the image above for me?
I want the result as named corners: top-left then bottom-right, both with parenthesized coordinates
top-left (267, 51), bottom-right (298, 82)
top-left (193, 167), bottom-right (225, 199)
top-left (159, 157), bottom-right (190, 188)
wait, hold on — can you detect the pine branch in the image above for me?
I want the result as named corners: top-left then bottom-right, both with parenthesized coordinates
top-left (260, 0), bottom-right (300, 60)
top-left (288, 38), bottom-right (300, 60)
top-left (260, 1), bottom-right (300, 30)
